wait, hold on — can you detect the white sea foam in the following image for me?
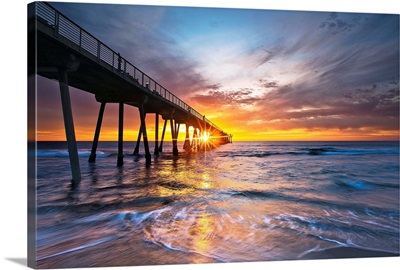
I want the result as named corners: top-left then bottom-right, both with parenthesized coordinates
top-left (37, 236), bottom-right (120, 261)
top-left (37, 149), bottom-right (107, 158)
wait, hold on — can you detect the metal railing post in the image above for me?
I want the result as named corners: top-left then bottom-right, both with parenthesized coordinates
top-left (112, 53), bottom-right (114, 71)
top-left (54, 11), bottom-right (59, 37)
top-left (79, 29), bottom-right (82, 50)
top-left (124, 60), bottom-right (127, 78)
top-left (97, 42), bottom-right (100, 62)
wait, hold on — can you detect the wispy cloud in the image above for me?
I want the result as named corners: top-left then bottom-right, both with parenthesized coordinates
top-left (52, 2), bottom-right (212, 98)
top-left (191, 88), bottom-right (262, 107)
top-left (39, 3), bottom-right (399, 140)
top-left (319, 12), bottom-right (359, 34)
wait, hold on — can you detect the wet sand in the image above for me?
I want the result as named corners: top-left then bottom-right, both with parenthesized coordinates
top-left (301, 247), bottom-right (399, 260)
top-left (38, 237), bottom-right (399, 268)
top-left (37, 235), bottom-right (220, 269)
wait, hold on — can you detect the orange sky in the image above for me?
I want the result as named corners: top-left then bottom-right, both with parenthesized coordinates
top-left (35, 3), bottom-right (399, 142)
top-left (36, 77), bottom-right (398, 142)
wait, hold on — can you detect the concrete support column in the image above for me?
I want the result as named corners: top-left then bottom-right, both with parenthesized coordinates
top-left (154, 113), bottom-right (160, 155)
top-left (196, 128), bottom-right (200, 151)
top-left (133, 124), bottom-right (142, 155)
top-left (58, 69), bottom-right (81, 184)
top-left (139, 104), bottom-right (151, 165)
top-left (158, 119), bottom-right (167, 153)
top-left (170, 117), bottom-right (179, 156)
top-left (117, 102), bottom-right (124, 166)
top-left (191, 128), bottom-right (198, 151)
top-left (183, 124), bottom-right (191, 151)
top-left (89, 102), bottom-right (106, 163)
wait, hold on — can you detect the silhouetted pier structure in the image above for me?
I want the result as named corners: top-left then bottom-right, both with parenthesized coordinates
top-left (29, 2), bottom-right (232, 184)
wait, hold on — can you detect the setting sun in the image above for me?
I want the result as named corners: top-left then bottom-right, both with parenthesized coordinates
top-left (202, 131), bottom-right (210, 142)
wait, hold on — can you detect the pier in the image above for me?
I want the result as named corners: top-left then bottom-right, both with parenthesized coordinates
top-left (29, 2), bottom-right (232, 184)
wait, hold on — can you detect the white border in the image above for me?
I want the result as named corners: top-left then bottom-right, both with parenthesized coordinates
top-left (1, 1), bottom-right (398, 270)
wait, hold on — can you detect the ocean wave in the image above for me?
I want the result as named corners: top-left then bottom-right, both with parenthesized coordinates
top-left (273, 212), bottom-right (398, 235)
top-left (299, 246), bottom-right (400, 259)
top-left (335, 179), bottom-right (370, 190)
top-left (335, 178), bottom-right (399, 190)
top-left (218, 147), bottom-right (398, 158)
top-left (117, 207), bottom-right (171, 224)
top-left (37, 150), bottom-right (108, 158)
top-left (37, 196), bottom-right (175, 215)
top-left (305, 147), bottom-right (399, 156)
top-left (225, 189), bottom-right (399, 217)
top-left (37, 236), bottom-right (120, 261)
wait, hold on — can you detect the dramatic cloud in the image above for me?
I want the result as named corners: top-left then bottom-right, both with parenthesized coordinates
top-left (191, 88), bottom-right (261, 107)
top-left (251, 79), bottom-right (399, 133)
top-left (38, 3), bottom-right (399, 140)
top-left (51, 2), bottom-right (212, 98)
top-left (258, 79), bottom-right (279, 89)
top-left (319, 12), bottom-right (359, 34)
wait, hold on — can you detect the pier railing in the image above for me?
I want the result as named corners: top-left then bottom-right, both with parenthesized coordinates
top-left (36, 2), bottom-right (225, 134)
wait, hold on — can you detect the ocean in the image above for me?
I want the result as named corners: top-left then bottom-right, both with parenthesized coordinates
top-left (34, 141), bottom-right (399, 268)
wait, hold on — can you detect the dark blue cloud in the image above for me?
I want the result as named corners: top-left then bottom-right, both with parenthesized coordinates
top-left (50, 2), bottom-right (211, 97)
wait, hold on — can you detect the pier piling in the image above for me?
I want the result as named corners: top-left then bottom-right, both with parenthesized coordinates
top-left (89, 102), bottom-right (106, 163)
top-left (183, 124), bottom-right (191, 151)
top-left (117, 102), bottom-right (124, 166)
top-left (139, 104), bottom-right (151, 165)
top-left (158, 119), bottom-right (167, 153)
top-left (133, 124), bottom-right (142, 155)
top-left (58, 69), bottom-right (81, 183)
top-left (170, 116), bottom-right (179, 156)
top-left (154, 113), bottom-right (160, 155)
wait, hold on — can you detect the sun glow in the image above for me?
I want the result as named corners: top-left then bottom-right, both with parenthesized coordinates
top-left (202, 131), bottom-right (210, 142)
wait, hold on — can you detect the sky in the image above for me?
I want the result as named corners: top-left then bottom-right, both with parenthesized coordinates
top-left (36, 1), bottom-right (399, 141)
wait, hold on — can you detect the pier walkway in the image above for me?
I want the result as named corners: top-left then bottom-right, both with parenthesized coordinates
top-left (29, 2), bottom-right (232, 183)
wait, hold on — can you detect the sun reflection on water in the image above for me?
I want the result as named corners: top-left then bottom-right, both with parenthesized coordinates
top-left (190, 212), bottom-right (215, 262)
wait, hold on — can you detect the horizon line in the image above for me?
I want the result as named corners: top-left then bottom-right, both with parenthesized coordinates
top-left (33, 139), bottom-right (400, 142)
